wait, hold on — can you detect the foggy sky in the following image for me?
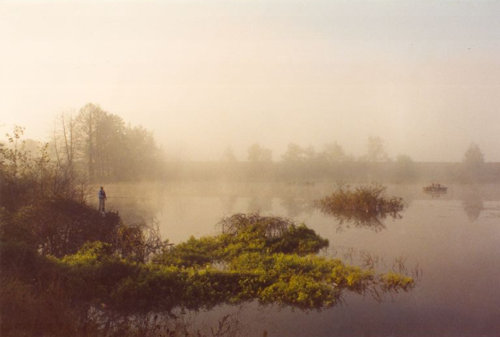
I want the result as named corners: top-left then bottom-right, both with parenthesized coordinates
top-left (1, 0), bottom-right (499, 162)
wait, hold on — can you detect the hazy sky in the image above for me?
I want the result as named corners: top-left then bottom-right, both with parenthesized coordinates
top-left (1, 0), bottom-right (499, 161)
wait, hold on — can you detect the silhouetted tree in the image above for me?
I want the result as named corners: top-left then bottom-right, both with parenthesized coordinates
top-left (363, 136), bottom-right (389, 162)
top-left (73, 103), bottom-right (164, 181)
top-left (319, 142), bottom-right (348, 162)
top-left (247, 143), bottom-right (272, 162)
top-left (462, 143), bottom-right (485, 181)
top-left (463, 143), bottom-right (484, 169)
top-left (75, 103), bottom-right (102, 180)
top-left (221, 147), bottom-right (237, 162)
top-left (281, 143), bottom-right (317, 162)
top-left (282, 143), bottom-right (303, 162)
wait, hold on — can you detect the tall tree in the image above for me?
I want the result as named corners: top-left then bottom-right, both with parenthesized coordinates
top-left (462, 143), bottom-right (485, 180)
top-left (51, 113), bottom-right (79, 192)
top-left (222, 147), bottom-right (237, 162)
top-left (320, 142), bottom-right (348, 162)
top-left (281, 143), bottom-right (305, 162)
top-left (74, 103), bottom-right (164, 182)
top-left (75, 103), bottom-right (104, 180)
top-left (463, 143), bottom-right (484, 168)
top-left (364, 136), bottom-right (389, 162)
top-left (247, 143), bottom-right (272, 162)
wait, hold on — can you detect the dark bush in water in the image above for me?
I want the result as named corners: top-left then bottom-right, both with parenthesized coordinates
top-left (9, 198), bottom-right (121, 257)
top-left (315, 185), bottom-right (404, 231)
top-left (316, 184), bottom-right (404, 217)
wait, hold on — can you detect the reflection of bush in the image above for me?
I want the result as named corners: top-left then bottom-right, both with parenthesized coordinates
top-left (462, 192), bottom-right (483, 222)
top-left (316, 185), bottom-right (404, 231)
top-left (317, 184), bottom-right (404, 214)
top-left (1, 213), bottom-right (415, 337)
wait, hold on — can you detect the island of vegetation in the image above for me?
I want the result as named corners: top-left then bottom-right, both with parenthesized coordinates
top-left (315, 185), bottom-right (405, 230)
top-left (1, 122), bottom-right (414, 337)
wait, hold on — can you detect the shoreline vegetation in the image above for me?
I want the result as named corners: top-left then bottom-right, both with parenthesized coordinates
top-left (1, 125), bottom-right (414, 337)
top-left (1, 211), bottom-right (414, 337)
top-left (0, 126), bottom-right (415, 337)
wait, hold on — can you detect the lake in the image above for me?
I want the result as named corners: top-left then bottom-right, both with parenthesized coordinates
top-left (104, 182), bottom-right (500, 337)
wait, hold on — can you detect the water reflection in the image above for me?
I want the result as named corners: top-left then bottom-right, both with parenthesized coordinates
top-left (316, 203), bottom-right (403, 232)
top-left (329, 210), bottom-right (402, 232)
top-left (315, 185), bottom-right (404, 232)
top-left (424, 190), bottom-right (448, 199)
top-left (220, 194), bottom-right (237, 214)
top-left (279, 196), bottom-right (314, 217)
top-left (462, 189), bottom-right (484, 222)
top-left (80, 182), bottom-right (500, 337)
top-left (328, 246), bottom-right (423, 282)
top-left (75, 306), bottom-right (246, 337)
top-left (103, 183), bottom-right (166, 225)
top-left (247, 195), bottom-right (273, 213)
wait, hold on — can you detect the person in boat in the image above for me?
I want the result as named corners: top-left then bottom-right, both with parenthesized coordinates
top-left (98, 186), bottom-right (107, 213)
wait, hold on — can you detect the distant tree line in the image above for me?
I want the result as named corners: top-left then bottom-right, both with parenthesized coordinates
top-left (244, 137), bottom-right (388, 164)
top-left (232, 137), bottom-right (414, 183)
top-left (216, 139), bottom-right (493, 183)
top-left (2, 103), bottom-right (494, 184)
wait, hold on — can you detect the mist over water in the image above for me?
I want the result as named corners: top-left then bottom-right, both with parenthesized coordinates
top-left (2, 1), bottom-right (500, 336)
top-left (102, 182), bottom-right (500, 336)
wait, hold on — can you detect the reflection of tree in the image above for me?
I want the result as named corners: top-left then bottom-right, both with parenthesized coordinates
top-left (334, 213), bottom-right (385, 232)
top-left (316, 185), bottom-right (403, 231)
top-left (93, 311), bottom-right (244, 337)
top-left (462, 190), bottom-right (484, 222)
top-left (423, 190), bottom-right (447, 198)
top-left (329, 248), bottom-right (423, 285)
top-left (327, 209), bottom-right (402, 232)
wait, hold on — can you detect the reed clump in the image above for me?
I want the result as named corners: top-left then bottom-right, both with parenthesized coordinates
top-left (317, 184), bottom-right (404, 217)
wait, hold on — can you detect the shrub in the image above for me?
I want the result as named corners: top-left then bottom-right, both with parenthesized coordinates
top-left (316, 185), bottom-right (404, 230)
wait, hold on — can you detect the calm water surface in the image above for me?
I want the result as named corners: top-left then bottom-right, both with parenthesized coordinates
top-left (106, 182), bottom-right (500, 337)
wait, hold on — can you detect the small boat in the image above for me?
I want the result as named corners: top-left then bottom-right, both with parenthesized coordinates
top-left (423, 183), bottom-right (448, 193)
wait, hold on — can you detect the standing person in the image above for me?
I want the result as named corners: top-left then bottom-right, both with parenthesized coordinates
top-left (98, 186), bottom-right (107, 213)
